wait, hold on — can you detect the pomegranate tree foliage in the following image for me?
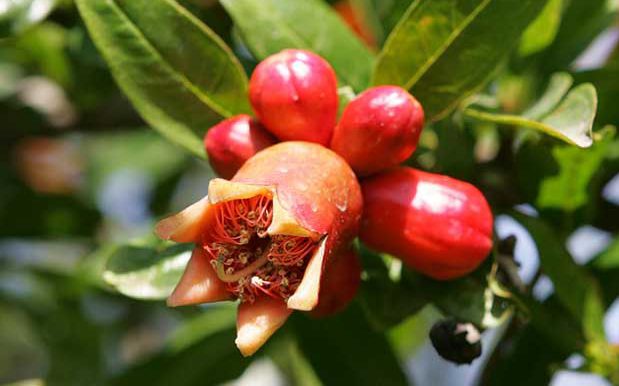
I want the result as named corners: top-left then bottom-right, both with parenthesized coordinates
top-left (0, 0), bottom-right (618, 385)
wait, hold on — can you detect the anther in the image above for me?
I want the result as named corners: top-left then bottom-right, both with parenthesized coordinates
top-left (238, 251), bottom-right (250, 264)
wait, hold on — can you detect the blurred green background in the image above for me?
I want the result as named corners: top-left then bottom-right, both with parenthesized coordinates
top-left (1, 0), bottom-right (619, 385)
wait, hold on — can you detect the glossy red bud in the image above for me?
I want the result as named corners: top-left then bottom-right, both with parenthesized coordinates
top-left (360, 167), bottom-right (493, 280)
top-left (205, 114), bottom-right (277, 179)
top-left (330, 86), bottom-right (424, 176)
top-left (311, 248), bottom-right (361, 317)
top-left (249, 50), bottom-right (338, 146)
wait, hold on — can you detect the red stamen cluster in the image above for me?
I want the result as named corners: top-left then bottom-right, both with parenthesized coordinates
top-left (203, 195), bottom-right (316, 303)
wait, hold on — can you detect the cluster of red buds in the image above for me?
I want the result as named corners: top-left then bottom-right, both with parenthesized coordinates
top-left (156, 49), bottom-right (493, 356)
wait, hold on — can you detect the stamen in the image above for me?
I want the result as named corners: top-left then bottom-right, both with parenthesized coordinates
top-left (203, 195), bottom-right (317, 303)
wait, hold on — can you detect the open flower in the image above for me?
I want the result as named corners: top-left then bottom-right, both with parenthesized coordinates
top-left (156, 142), bottom-right (362, 356)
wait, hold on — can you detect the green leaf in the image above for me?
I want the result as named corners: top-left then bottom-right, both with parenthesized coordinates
top-left (112, 307), bottom-right (249, 386)
top-left (593, 238), bottom-right (619, 270)
top-left (373, 0), bottom-right (549, 121)
top-left (574, 63), bottom-right (619, 126)
top-left (358, 246), bottom-right (508, 329)
top-left (293, 304), bottom-right (408, 386)
top-left (517, 295), bottom-right (585, 354)
top-left (9, 22), bottom-right (72, 87)
top-left (465, 83), bottom-right (598, 147)
top-left (0, 0), bottom-right (56, 37)
top-left (537, 128), bottom-right (615, 211)
top-left (267, 333), bottom-right (322, 386)
top-left (349, 0), bottom-right (412, 45)
top-left (518, 0), bottom-right (563, 57)
top-left (542, 0), bottom-right (619, 71)
top-left (167, 305), bottom-right (237, 352)
top-left (357, 250), bottom-right (427, 330)
top-left (76, 0), bottom-right (250, 157)
top-left (522, 72), bottom-right (573, 120)
top-left (102, 240), bottom-right (193, 300)
top-left (0, 63), bottom-right (22, 100)
top-left (482, 321), bottom-right (579, 386)
top-left (513, 213), bottom-right (606, 341)
top-left (220, 0), bottom-right (374, 91)
top-left (36, 299), bottom-right (105, 386)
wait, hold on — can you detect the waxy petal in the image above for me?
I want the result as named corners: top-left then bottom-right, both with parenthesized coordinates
top-left (208, 178), bottom-right (272, 203)
top-left (167, 247), bottom-right (231, 307)
top-left (155, 196), bottom-right (211, 243)
top-left (287, 237), bottom-right (327, 311)
top-left (235, 296), bottom-right (292, 356)
top-left (268, 194), bottom-right (320, 239)
top-left (209, 178), bottom-right (319, 239)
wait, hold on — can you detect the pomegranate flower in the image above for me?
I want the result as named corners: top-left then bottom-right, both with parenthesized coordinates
top-left (156, 142), bottom-right (362, 356)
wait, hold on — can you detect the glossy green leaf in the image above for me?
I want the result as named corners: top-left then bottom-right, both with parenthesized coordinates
top-left (373, 0), bottom-right (548, 121)
top-left (112, 307), bottom-right (248, 386)
top-left (574, 63), bottom-right (619, 126)
top-left (518, 295), bottom-right (585, 354)
top-left (593, 238), bottom-right (619, 270)
top-left (350, 0), bottom-right (413, 45)
top-left (0, 307), bottom-right (46, 384)
top-left (0, 63), bottom-right (22, 99)
top-left (358, 246), bottom-right (508, 329)
top-left (102, 240), bottom-right (193, 300)
top-left (293, 304), bottom-right (408, 386)
top-left (0, 0), bottom-right (56, 37)
top-left (465, 83), bottom-right (597, 147)
top-left (593, 238), bottom-right (619, 310)
top-left (8, 22), bottom-right (72, 87)
top-left (483, 322), bottom-right (578, 386)
top-left (220, 0), bottom-right (374, 91)
top-left (513, 213), bottom-right (606, 341)
top-left (518, 0), bottom-right (563, 56)
top-left (76, 0), bottom-right (250, 157)
top-left (542, 0), bottom-right (619, 71)
top-left (267, 333), bottom-right (322, 386)
top-left (167, 305), bottom-right (237, 351)
top-left (522, 72), bottom-right (573, 120)
top-left (357, 250), bottom-right (427, 330)
top-left (537, 128), bottom-right (615, 211)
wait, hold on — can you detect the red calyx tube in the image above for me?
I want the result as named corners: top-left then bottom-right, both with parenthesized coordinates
top-left (249, 49), bottom-right (338, 146)
top-left (359, 167), bottom-right (493, 280)
top-left (204, 114), bottom-right (277, 179)
top-left (311, 248), bottom-right (361, 317)
top-left (330, 86), bottom-right (424, 176)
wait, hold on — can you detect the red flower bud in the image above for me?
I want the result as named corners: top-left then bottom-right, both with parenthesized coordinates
top-left (311, 248), bottom-right (361, 317)
top-left (156, 142), bottom-right (362, 356)
top-left (360, 167), bottom-right (493, 280)
top-left (249, 50), bottom-right (338, 146)
top-left (204, 114), bottom-right (277, 179)
top-left (330, 86), bottom-right (424, 176)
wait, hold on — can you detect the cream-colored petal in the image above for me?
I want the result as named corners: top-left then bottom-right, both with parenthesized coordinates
top-left (235, 297), bottom-right (292, 357)
top-left (208, 178), bottom-right (273, 203)
top-left (155, 196), bottom-right (210, 243)
top-left (167, 247), bottom-right (231, 307)
top-left (287, 237), bottom-right (327, 311)
top-left (209, 178), bottom-right (319, 239)
top-left (267, 194), bottom-right (319, 239)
